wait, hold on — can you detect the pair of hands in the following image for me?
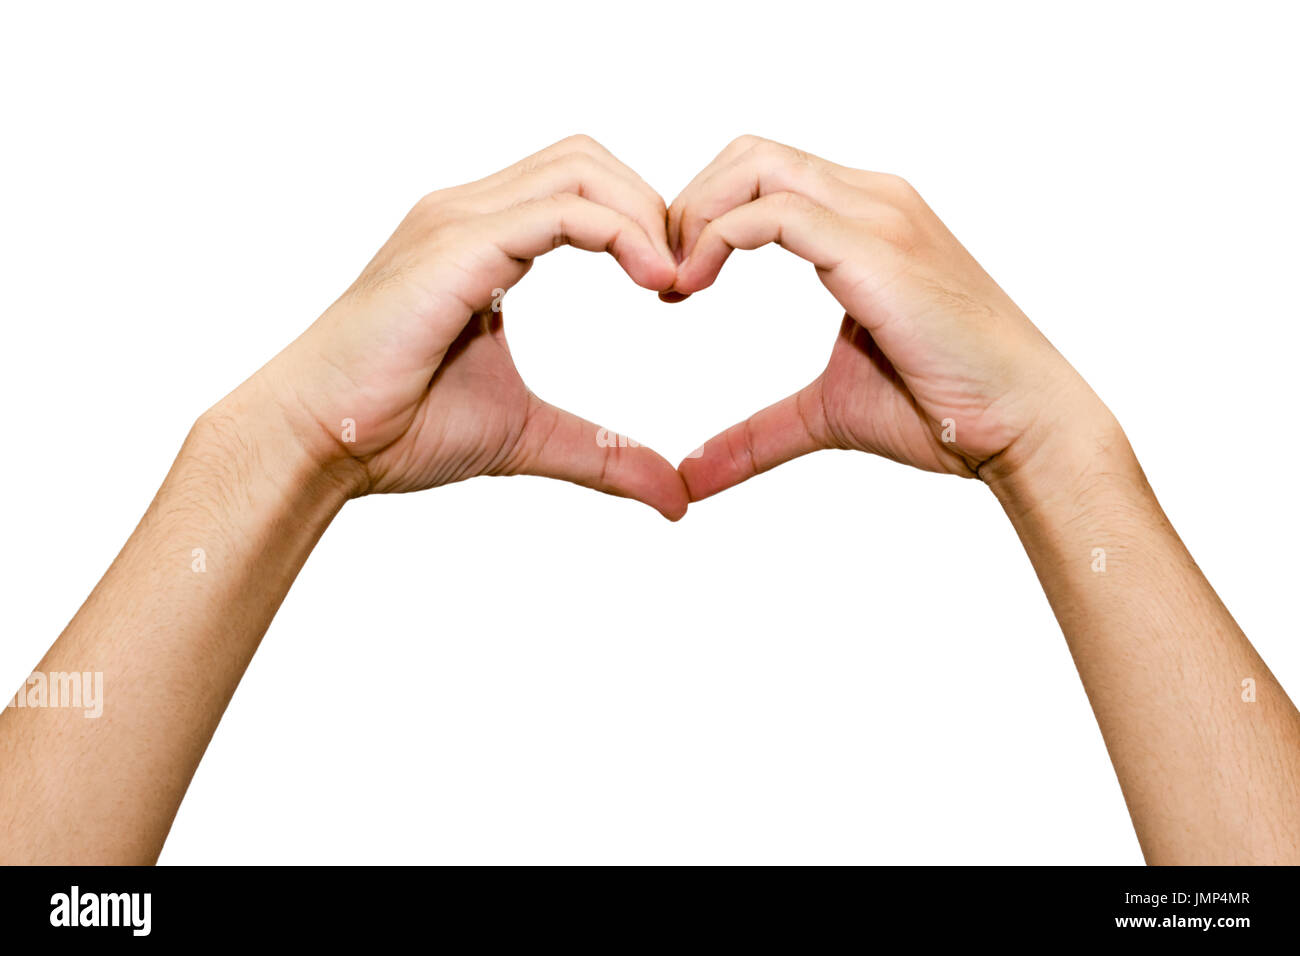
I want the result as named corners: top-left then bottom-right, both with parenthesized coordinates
top-left (251, 135), bottom-right (1108, 517)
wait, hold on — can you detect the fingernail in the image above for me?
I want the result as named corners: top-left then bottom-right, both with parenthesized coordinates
top-left (659, 291), bottom-right (690, 303)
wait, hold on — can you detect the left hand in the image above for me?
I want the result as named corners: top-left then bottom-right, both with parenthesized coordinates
top-left (239, 135), bottom-right (689, 519)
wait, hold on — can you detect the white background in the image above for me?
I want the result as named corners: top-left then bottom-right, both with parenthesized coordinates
top-left (2, 1), bottom-right (1297, 864)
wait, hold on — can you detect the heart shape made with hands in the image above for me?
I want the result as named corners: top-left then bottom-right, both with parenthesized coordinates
top-left (308, 134), bottom-right (1050, 523)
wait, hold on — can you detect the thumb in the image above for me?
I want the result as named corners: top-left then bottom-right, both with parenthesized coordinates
top-left (513, 397), bottom-right (689, 521)
top-left (677, 380), bottom-right (829, 502)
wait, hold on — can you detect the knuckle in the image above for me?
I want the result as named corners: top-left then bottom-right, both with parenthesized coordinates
top-left (870, 207), bottom-right (919, 249)
top-left (728, 133), bottom-right (764, 152)
top-left (414, 188), bottom-right (448, 216)
top-left (559, 132), bottom-right (603, 153)
top-left (417, 186), bottom-right (448, 207)
top-left (727, 417), bottom-right (759, 477)
top-left (554, 150), bottom-right (601, 175)
top-left (413, 191), bottom-right (463, 228)
top-left (875, 172), bottom-right (921, 205)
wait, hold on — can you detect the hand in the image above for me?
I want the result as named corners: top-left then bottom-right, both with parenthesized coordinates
top-left (668, 136), bottom-right (1116, 500)
top-left (242, 135), bottom-right (688, 519)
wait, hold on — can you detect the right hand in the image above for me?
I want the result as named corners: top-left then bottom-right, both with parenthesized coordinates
top-left (668, 136), bottom-right (1118, 500)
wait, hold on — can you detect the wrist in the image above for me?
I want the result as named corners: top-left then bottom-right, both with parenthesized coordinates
top-left (197, 374), bottom-right (370, 508)
top-left (981, 390), bottom-right (1147, 521)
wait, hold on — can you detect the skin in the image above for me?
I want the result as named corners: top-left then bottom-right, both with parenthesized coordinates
top-left (1, 134), bottom-right (1296, 864)
top-left (0, 136), bottom-right (685, 864)
top-left (668, 136), bottom-right (1300, 865)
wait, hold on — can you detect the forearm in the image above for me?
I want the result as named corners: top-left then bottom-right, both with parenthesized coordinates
top-left (0, 138), bottom-right (687, 865)
top-left (0, 379), bottom-right (360, 863)
top-left (987, 408), bottom-right (1300, 864)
